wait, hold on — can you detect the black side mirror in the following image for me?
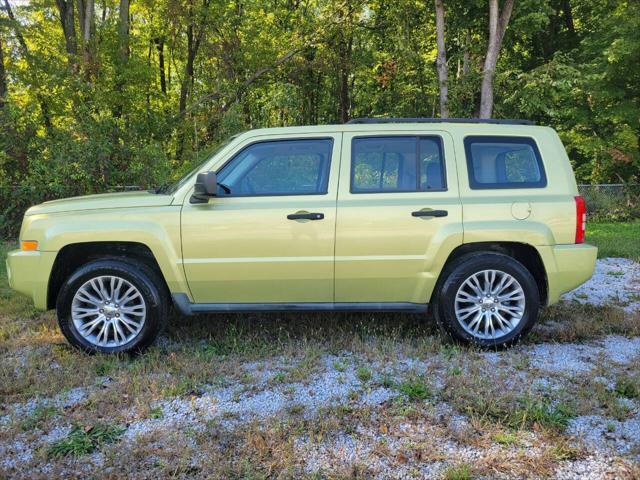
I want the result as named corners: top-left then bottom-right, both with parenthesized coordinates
top-left (190, 172), bottom-right (217, 204)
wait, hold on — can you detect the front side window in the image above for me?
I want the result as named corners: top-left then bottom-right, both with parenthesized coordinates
top-left (351, 136), bottom-right (446, 193)
top-left (217, 138), bottom-right (333, 196)
top-left (464, 136), bottom-right (546, 189)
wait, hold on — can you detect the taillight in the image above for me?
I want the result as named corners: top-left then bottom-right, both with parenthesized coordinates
top-left (575, 195), bottom-right (586, 243)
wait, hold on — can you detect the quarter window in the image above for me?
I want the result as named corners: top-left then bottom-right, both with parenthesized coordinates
top-left (464, 136), bottom-right (546, 189)
top-left (351, 136), bottom-right (446, 193)
top-left (217, 138), bottom-right (333, 196)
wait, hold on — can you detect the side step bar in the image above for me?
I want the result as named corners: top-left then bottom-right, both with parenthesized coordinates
top-left (171, 293), bottom-right (428, 316)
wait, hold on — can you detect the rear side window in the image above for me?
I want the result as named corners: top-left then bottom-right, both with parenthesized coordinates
top-left (464, 136), bottom-right (546, 189)
top-left (351, 136), bottom-right (446, 193)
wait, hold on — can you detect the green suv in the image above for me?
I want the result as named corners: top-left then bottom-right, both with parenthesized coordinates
top-left (6, 118), bottom-right (597, 353)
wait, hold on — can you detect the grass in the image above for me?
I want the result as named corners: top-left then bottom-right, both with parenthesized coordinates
top-left (587, 221), bottom-right (640, 261)
top-left (442, 463), bottom-right (473, 480)
top-left (46, 423), bottom-right (125, 458)
top-left (396, 374), bottom-right (432, 401)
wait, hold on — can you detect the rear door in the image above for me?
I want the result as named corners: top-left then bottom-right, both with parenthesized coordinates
top-left (334, 131), bottom-right (463, 304)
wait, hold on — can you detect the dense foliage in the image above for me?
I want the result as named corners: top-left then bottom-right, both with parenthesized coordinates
top-left (0, 0), bottom-right (638, 236)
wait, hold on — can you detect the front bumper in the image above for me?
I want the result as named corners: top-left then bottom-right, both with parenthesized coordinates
top-left (538, 243), bottom-right (598, 305)
top-left (6, 249), bottom-right (57, 310)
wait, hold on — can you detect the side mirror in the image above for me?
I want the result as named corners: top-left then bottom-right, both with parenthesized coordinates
top-left (190, 172), bottom-right (218, 204)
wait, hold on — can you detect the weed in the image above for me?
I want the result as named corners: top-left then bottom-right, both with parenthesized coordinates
top-left (149, 407), bottom-right (164, 419)
top-left (615, 375), bottom-right (639, 399)
top-left (397, 375), bottom-right (432, 401)
top-left (442, 463), bottom-right (473, 480)
top-left (607, 270), bottom-right (625, 276)
top-left (356, 366), bottom-right (372, 383)
top-left (19, 405), bottom-right (59, 431)
top-left (332, 360), bottom-right (347, 372)
top-left (492, 431), bottom-right (517, 446)
top-left (46, 423), bottom-right (125, 458)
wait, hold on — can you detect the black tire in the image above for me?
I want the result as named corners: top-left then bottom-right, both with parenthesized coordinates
top-left (432, 252), bottom-right (540, 348)
top-left (56, 259), bottom-right (168, 354)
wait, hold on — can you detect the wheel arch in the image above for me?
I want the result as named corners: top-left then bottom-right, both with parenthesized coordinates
top-left (47, 241), bottom-right (170, 309)
top-left (432, 242), bottom-right (548, 305)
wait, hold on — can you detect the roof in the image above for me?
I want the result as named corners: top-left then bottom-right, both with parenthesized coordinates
top-left (346, 117), bottom-right (535, 125)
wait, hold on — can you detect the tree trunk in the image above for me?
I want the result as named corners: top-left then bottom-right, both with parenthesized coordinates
top-left (337, 36), bottom-right (351, 123)
top-left (479, 0), bottom-right (514, 118)
top-left (77, 0), bottom-right (95, 74)
top-left (55, 0), bottom-right (78, 71)
top-left (155, 37), bottom-right (166, 94)
top-left (0, 34), bottom-right (6, 110)
top-left (434, 0), bottom-right (448, 118)
top-left (179, 19), bottom-right (195, 114)
top-left (178, 0), bottom-right (208, 114)
top-left (118, 0), bottom-right (130, 63)
top-left (113, 0), bottom-right (130, 119)
top-left (462, 30), bottom-right (471, 76)
top-left (562, 0), bottom-right (575, 36)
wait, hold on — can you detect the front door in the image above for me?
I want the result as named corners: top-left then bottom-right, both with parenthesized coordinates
top-left (181, 134), bottom-right (341, 304)
top-left (335, 131), bottom-right (463, 304)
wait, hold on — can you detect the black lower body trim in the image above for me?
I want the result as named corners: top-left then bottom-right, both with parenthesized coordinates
top-left (171, 293), bottom-right (427, 316)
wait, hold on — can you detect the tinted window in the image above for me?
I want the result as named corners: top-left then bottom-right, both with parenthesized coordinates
top-left (217, 138), bottom-right (333, 196)
top-left (351, 136), bottom-right (445, 193)
top-left (464, 136), bottom-right (546, 189)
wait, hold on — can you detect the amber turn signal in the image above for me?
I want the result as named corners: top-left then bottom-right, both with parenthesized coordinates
top-left (21, 240), bottom-right (39, 251)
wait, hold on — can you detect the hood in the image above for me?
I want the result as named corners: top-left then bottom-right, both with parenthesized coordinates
top-left (25, 191), bottom-right (175, 216)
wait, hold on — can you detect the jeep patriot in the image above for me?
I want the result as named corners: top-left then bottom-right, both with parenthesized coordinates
top-left (6, 118), bottom-right (597, 353)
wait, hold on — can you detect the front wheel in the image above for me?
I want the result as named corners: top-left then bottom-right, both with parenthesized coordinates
top-left (56, 259), bottom-right (168, 354)
top-left (432, 253), bottom-right (540, 348)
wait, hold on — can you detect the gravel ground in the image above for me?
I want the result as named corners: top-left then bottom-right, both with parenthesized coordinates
top-left (1, 258), bottom-right (639, 478)
top-left (562, 257), bottom-right (640, 312)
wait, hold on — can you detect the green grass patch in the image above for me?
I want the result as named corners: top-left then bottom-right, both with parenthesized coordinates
top-left (442, 463), bottom-right (473, 480)
top-left (46, 423), bottom-right (125, 458)
top-left (396, 375), bottom-right (432, 401)
top-left (19, 405), bottom-right (60, 431)
top-left (587, 222), bottom-right (640, 261)
top-left (355, 366), bottom-right (372, 383)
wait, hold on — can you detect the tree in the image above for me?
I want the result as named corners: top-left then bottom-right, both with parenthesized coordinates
top-left (479, 0), bottom-right (514, 118)
top-left (54, 0), bottom-right (78, 71)
top-left (434, 0), bottom-right (448, 118)
top-left (0, 32), bottom-right (6, 110)
top-left (77, 0), bottom-right (95, 74)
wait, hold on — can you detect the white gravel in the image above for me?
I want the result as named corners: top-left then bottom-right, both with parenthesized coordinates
top-left (563, 257), bottom-right (640, 312)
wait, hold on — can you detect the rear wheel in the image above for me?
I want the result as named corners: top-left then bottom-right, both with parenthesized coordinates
top-left (432, 252), bottom-right (540, 348)
top-left (56, 259), bottom-right (168, 354)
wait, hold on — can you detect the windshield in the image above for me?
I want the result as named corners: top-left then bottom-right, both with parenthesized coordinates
top-left (155, 136), bottom-right (237, 195)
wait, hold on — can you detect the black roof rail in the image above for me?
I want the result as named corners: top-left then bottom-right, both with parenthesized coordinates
top-left (346, 117), bottom-right (535, 125)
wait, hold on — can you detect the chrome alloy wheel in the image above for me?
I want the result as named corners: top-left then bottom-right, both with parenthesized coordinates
top-left (454, 269), bottom-right (525, 340)
top-left (71, 275), bottom-right (146, 347)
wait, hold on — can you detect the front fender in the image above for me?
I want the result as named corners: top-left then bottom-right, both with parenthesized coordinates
top-left (22, 206), bottom-right (190, 298)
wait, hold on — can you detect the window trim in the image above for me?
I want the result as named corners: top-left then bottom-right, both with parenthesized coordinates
top-left (214, 137), bottom-right (335, 197)
top-left (349, 135), bottom-right (447, 194)
top-left (463, 135), bottom-right (547, 190)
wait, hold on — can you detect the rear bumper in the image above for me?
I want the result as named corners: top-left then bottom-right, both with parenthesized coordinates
top-left (6, 249), bottom-right (57, 310)
top-left (538, 243), bottom-right (598, 305)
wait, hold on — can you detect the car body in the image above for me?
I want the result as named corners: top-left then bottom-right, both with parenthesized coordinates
top-left (6, 119), bottom-right (597, 353)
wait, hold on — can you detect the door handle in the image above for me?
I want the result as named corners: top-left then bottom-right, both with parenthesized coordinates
top-left (287, 212), bottom-right (324, 220)
top-left (411, 209), bottom-right (448, 218)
